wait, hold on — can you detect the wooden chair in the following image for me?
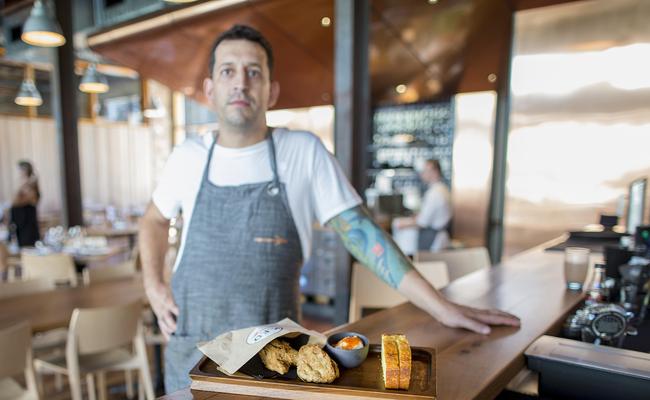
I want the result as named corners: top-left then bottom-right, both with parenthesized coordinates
top-left (21, 253), bottom-right (78, 287)
top-left (416, 247), bottom-right (491, 282)
top-left (413, 261), bottom-right (450, 291)
top-left (348, 261), bottom-right (448, 323)
top-left (82, 260), bottom-right (136, 285)
top-left (0, 276), bottom-right (68, 391)
top-left (0, 322), bottom-right (40, 400)
top-left (82, 260), bottom-right (141, 398)
top-left (0, 278), bottom-right (65, 351)
top-left (34, 301), bottom-right (154, 400)
top-left (0, 242), bottom-right (8, 281)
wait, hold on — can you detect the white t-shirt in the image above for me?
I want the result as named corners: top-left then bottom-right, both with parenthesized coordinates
top-left (416, 181), bottom-right (451, 230)
top-left (416, 181), bottom-right (452, 251)
top-left (152, 128), bottom-right (362, 271)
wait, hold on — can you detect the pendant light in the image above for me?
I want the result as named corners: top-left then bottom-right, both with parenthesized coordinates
top-left (79, 63), bottom-right (109, 94)
top-left (15, 66), bottom-right (43, 107)
top-left (21, 0), bottom-right (66, 47)
top-left (143, 97), bottom-right (167, 119)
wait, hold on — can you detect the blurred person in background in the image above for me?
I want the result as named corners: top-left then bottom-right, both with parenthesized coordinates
top-left (10, 160), bottom-right (41, 247)
top-left (394, 159), bottom-right (452, 252)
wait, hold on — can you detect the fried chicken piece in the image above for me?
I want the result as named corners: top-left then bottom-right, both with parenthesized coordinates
top-left (258, 339), bottom-right (298, 375)
top-left (296, 344), bottom-right (339, 383)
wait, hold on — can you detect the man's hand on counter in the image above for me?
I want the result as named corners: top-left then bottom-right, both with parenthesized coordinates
top-left (436, 301), bottom-right (521, 335)
top-left (399, 269), bottom-right (521, 335)
top-left (145, 281), bottom-right (179, 340)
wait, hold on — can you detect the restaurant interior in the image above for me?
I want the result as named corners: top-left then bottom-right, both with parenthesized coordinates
top-left (1, 0), bottom-right (650, 399)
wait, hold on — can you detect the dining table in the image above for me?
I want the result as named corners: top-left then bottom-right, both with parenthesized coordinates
top-left (86, 224), bottom-right (140, 249)
top-left (6, 242), bottom-right (130, 270)
top-left (0, 275), bottom-right (145, 333)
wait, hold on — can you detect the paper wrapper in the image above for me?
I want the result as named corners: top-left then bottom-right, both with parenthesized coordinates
top-left (197, 318), bottom-right (327, 375)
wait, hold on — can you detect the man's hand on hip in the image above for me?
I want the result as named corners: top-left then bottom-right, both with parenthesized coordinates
top-left (145, 282), bottom-right (179, 340)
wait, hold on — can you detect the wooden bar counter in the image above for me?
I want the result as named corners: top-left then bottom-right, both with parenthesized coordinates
top-left (160, 241), bottom-right (584, 399)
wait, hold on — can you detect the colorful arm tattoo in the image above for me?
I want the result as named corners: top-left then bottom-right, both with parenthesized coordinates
top-left (326, 205), bottom-right (413, 289)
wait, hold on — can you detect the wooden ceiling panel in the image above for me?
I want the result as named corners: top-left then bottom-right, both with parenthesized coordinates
top-left (509, 0), bottom-right (582, 11)
top-left (86, 0), bottom-right (580, 109)
top-left (250, 0), bottom-right (334, 70)
top-left (90, 0), bottom-right (332, 110)
top-left (370, 0), bottom-right (474, 104)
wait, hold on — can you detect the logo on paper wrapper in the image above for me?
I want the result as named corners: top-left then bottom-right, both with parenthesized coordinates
top-left (246, 326), bottom-right (283, 344)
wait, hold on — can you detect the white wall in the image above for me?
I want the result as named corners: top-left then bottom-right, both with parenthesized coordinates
top-left (0, 116), bottom-right (160, 218)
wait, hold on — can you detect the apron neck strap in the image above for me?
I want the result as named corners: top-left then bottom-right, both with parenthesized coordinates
top-left (203, 128), bottom-right (279, 184)
top-left (202, 133), bottom-right (219, 183)
top-left (265, 127), bottom-right (280, 185)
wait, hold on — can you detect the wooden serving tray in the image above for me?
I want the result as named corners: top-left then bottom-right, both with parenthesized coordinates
top-left (189, 344), bottom-right (436, 399)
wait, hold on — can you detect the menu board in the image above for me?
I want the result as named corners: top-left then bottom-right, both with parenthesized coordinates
top-left (370, 100), bottom-right (455, 186)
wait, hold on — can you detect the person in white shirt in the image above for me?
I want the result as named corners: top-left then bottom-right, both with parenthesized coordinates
top-left (138, 24), bottom-right (519, 393)
top-left (395, 159), bottom-right (452, 252)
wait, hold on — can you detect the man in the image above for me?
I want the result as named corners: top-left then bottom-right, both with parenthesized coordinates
top-left (140, 25), bottom-right (519, 393)
top-left (395, 159), bottom-right (452, 252)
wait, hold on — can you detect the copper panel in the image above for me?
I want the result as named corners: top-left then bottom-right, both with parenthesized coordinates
top-left (451, 91), bottom-right (496, 248)
top-left (504, 0), bottom-right (650, 256)
top-left (89, 0), bottom-right (334, 110)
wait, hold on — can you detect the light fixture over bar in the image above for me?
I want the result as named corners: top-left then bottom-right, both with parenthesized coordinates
top-left (15, 65), bottom-right (43, 107)
top-left (21, 0), bottom-right (66, 47)
top-left (79, 63), bottom-right (110, 94)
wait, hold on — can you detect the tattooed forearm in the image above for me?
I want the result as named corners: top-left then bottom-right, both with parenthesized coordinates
top-left (327, 205), bottom-right (413, 288)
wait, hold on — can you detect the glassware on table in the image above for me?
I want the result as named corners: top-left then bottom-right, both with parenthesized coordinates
top-left (564, 247), bottom-right (590, 290)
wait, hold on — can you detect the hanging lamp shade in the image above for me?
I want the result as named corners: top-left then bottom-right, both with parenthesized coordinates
top-left (15, 79), bottom-right (43, 107)
top-left (21, 0), bottom-right (66, 47)
top-left (143, 97), bottom-right (167, 119)
top-left (79, 64), bottom-right (109, 94)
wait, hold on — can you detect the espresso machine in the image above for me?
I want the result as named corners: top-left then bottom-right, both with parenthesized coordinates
top-left (563, 247), bottom-right (650, 349)
top-left (619, 261), bottom-right (650, 321)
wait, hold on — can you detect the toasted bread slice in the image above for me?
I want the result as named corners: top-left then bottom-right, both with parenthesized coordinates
top-left (381, 334), bottom-right (400, 390)
top-left (395, 334), bottom-right (412, 390)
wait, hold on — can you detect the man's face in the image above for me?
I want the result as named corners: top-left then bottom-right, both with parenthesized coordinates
top-left (204, 39), bottom-right (279, 130)
top-left (420, 162), bottom-right (439, 183)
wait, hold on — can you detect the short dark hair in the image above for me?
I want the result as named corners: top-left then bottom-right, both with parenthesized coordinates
top-left (426, 159), bottom-right (442, 174)
top-left (207, 24), bottom-right (274, 78)
top-left (18, 160), bottom-right (34, 177)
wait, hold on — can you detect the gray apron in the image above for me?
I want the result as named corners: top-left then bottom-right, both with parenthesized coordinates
top-left (418, 222), bottom-right (450, 251)
top-left (164, 131), bottom-right (303, 392)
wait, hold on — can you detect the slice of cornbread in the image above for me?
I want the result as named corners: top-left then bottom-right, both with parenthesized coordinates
top-left (381, 334), bottom-right (400, 389)
top-left (395, 334), bottom-right (412, 390)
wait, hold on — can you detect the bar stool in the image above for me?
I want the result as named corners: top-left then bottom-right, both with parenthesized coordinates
top-left (34, 301), bottom-right (155, 400)
top-left (0, 322), bottom-right (40, 400)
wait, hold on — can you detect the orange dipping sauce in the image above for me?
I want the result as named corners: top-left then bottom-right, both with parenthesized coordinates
top-left (335, 335), bottom-right (364, 350)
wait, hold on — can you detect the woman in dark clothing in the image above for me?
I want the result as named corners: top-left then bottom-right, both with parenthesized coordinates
top-left (10, 160), bottom-right (40, 247)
